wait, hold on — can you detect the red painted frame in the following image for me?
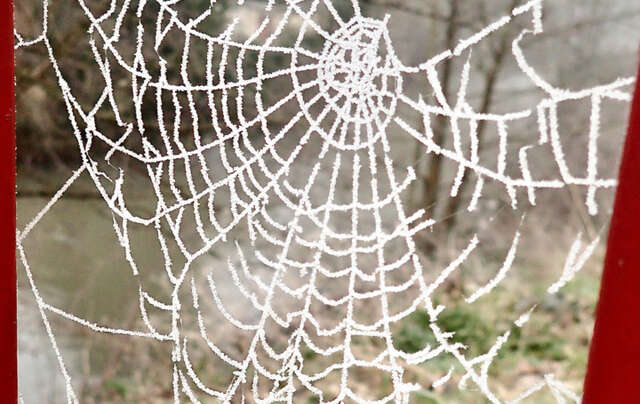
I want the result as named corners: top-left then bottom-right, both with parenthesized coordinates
top-left (1, 1), bottom-right (17, 403)
top-left (582, 59), bottom-right (640, 403)
top-left (1, 3), bottom-right (638, 402)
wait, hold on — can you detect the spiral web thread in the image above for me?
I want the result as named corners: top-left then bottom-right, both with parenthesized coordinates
top-left (15, 0), bottom-right (634, 402)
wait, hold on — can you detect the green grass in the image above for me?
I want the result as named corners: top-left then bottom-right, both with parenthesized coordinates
top-left (394, 306), bottom-right (493, 357)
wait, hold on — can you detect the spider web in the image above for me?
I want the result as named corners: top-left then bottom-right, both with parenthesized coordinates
top-left (15, 0), bottom-right (634, 402)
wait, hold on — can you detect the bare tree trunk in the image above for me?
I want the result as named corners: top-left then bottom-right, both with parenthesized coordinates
top-left (443, 5), bottom-right (514, 232)
top-left (421, 0), bottom-right (459, 219)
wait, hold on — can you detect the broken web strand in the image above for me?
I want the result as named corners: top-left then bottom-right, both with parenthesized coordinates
top-left (14, 0), bottom-right (634, 402)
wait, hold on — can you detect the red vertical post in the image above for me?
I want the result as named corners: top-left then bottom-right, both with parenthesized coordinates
top-left (0, 1), bottom-right (17, 403)
top-left (582, 61), bottom-right (640, 403)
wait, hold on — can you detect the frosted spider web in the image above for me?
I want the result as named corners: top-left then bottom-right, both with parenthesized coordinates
top-left (15, 0), bottom-right (635, 402)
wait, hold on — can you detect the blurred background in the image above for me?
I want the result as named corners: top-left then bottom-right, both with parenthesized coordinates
top-left (14, 0), bottom-right (640, 403)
